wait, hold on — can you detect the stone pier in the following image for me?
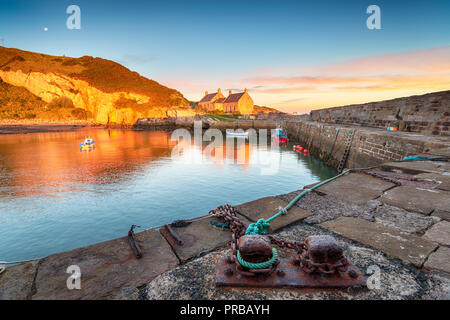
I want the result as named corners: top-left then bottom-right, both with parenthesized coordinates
top-left (1, 91), bottom-right (449, 300)
top-left (1, 155), bottom-right (449, 299)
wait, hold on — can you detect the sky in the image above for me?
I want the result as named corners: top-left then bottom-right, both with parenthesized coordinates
top-left (0, 0), bottom-right (449, 113)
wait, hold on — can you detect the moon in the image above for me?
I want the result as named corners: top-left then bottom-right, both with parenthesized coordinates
top-left (44, 27), bottom-right (48, 31)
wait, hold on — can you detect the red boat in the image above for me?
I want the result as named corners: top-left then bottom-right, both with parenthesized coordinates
top-left (272, 128), bottom-right (289, 145)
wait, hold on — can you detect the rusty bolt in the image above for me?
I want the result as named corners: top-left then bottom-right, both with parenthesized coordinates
top-left (277, 270), bottom-right (285, 277)
top-left (225, 269), bottom-right (234, 276)
top-left (348, 269), bottom-right (358, 279)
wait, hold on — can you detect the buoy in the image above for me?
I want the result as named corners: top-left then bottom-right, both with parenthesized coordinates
top-left (298, 146), bottom-right (303, 151)
top-left (304, 149), bottom-right (308, 154)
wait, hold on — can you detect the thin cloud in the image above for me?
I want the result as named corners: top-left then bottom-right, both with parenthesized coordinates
top-left (241, 47), bottom-right (450, 103)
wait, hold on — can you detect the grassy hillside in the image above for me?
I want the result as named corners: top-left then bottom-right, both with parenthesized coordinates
top-left (254, 105), bottom-right (281, 114)
top-left (0, 79), bottom-right (90, 121)
top-left (0, 46), bottom-right (189, 108)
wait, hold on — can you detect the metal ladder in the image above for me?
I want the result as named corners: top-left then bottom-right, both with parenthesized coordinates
top-left (337, 129), bottom-right (355, 173)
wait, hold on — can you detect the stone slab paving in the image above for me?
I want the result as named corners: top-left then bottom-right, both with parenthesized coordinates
top-left (423, 221), bottom-right (450, 246)
top-left (382, 160), bottom-right (450, 175)
top-left (415, 172), bottom-right (450, 191)
top-left (0, 261), bottom-right (39, 300)
top-left (320, 217), bottom-right (438, 267)
top-left (314, 173), bottom-right (396, 205)
top-left (424, 247), bottom-right (450, 274)
top-left (235, 196), bottom-right (312, 232)
top-left (277, 191), bottom-right (375, 224)
top-left (31, 229), bottom-right (178, 300)
top-left (143, 223), bottom-right (436, 300)
top-left (380, 186), bottom-right (450, 215)
top-left (432, 210), bottom-right (450, 221)
top-left (159, 215), bottom-right (250, 263)
top-left (373, 204), bottom-right (440, 234)
top-left (422, 270), bottom-right (450, 300)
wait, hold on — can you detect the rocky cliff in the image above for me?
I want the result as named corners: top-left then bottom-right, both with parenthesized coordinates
top-left (0, 47), bottom-right (195, 124)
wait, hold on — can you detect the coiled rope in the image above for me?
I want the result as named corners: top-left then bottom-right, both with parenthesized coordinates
top-left (237, 248), bottom-right (278, 269)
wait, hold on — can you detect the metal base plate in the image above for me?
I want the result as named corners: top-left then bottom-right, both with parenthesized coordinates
top-left (216, 257), bottom-right (367, 288)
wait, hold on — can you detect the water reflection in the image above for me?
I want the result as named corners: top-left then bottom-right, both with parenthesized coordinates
top-left (0, 129), bottom-right (336, 262)
top-left (0, 130), bottom-right (177, 197)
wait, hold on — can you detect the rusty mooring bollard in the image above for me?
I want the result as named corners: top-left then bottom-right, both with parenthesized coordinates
top-left (238, 235), bottom-right (273, 263)
top-left (128, 225), bottom-right (142, 259)
top-left (213, 204), bottom-right (366, 288)
top-left (299, 235), bottom-right (349, 275)
top-left (305, 235), bottom-right (344, 265)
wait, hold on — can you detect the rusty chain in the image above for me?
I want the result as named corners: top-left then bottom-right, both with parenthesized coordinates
top-left (357, 170), bottom-right (402, 186)
top-left (209, 204), bottom-right (349, 276)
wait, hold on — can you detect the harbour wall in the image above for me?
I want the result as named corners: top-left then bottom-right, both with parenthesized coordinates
top-left (284, 120), bottom-right (449, 169)
top-left (133, 114), bottom-right (448, 171)
top-left (310, 90), bottom-right (450, 137)
top-left (133, 116), bottom-right (282, 130)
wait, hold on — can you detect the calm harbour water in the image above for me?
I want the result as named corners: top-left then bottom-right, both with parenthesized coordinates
top-left (0, 129), bottom-right (336, 262)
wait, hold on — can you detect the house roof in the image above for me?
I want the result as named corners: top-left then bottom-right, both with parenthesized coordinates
top-left (214, 98), bottom-right (226, 103)
top-left (199, 92), bottom-right (218, 103)
top-left (224, 92), bottom-right (245, 103)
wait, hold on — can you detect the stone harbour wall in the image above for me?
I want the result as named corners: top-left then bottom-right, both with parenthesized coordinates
top-left (284, 120), bottom-right (449, 169)
top-left (310, 90), bottom-right (450, 136)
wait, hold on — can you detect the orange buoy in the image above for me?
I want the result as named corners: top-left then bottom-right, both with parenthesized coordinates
top-left (303, 149), bottom-right (308, 154)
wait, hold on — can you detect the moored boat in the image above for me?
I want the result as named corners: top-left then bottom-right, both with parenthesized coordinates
top-left (80, 138), bottom-right (95, 151)
top-left (272, 127), bottom-right (289, 145)
top-left (226, 129), bottom-right (249, 137)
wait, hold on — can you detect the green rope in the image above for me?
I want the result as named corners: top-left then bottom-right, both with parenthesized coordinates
top-left (237, 248), bottom-right (278, 269)
top-left (210, 220), bottom-right (230, 228)
top-left (245, 218), bottom-right (271, 235)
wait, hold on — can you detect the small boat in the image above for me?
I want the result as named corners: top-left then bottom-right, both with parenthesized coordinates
top-left (80, 137), bottom-right (95, 151)
top-left (272, 128), bottom-right (289, 145)
top-left (226, 129), bottom-right (249, 137)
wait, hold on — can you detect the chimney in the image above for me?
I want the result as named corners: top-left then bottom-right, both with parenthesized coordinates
top-left (229, 90), bottom-right (232, 96)
top-left (205, 91), bottom-right (208, 95)
top-left (218, 88), bottom-right (221, 94)
top-left (244, 88), bottom-right (247, 93)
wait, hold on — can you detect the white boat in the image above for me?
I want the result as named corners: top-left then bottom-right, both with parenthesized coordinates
top-left (226, 129), bottom-right (249, 137)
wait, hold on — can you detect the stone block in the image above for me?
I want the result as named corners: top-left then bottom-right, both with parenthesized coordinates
top-left (380, 186), bottom-right (450, 215)
top-left (314, 173), bottom-right (396, 205)
top-left (0, 261), bottom-right (39, 300)
top-left (432, 210), bottom-right (450, 221)
top-left (382, 161), bottom-right (450, 175)
top-left (320, 217), bottom-right (438, 267)
top-left (423, 221), bottom-right (450, 246)
top-left (374, 205), bottom-right (439, 234)
top-left (32, 229), bottom-right (178, 300)
top-left (415, 172), bottom-right (450, 191)
top-left (424, 247), bottom-right (450, 274)
top-left (235, 196), bottom-right (312, 232)
top-left (160, 215), bottom-right (249, 262)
